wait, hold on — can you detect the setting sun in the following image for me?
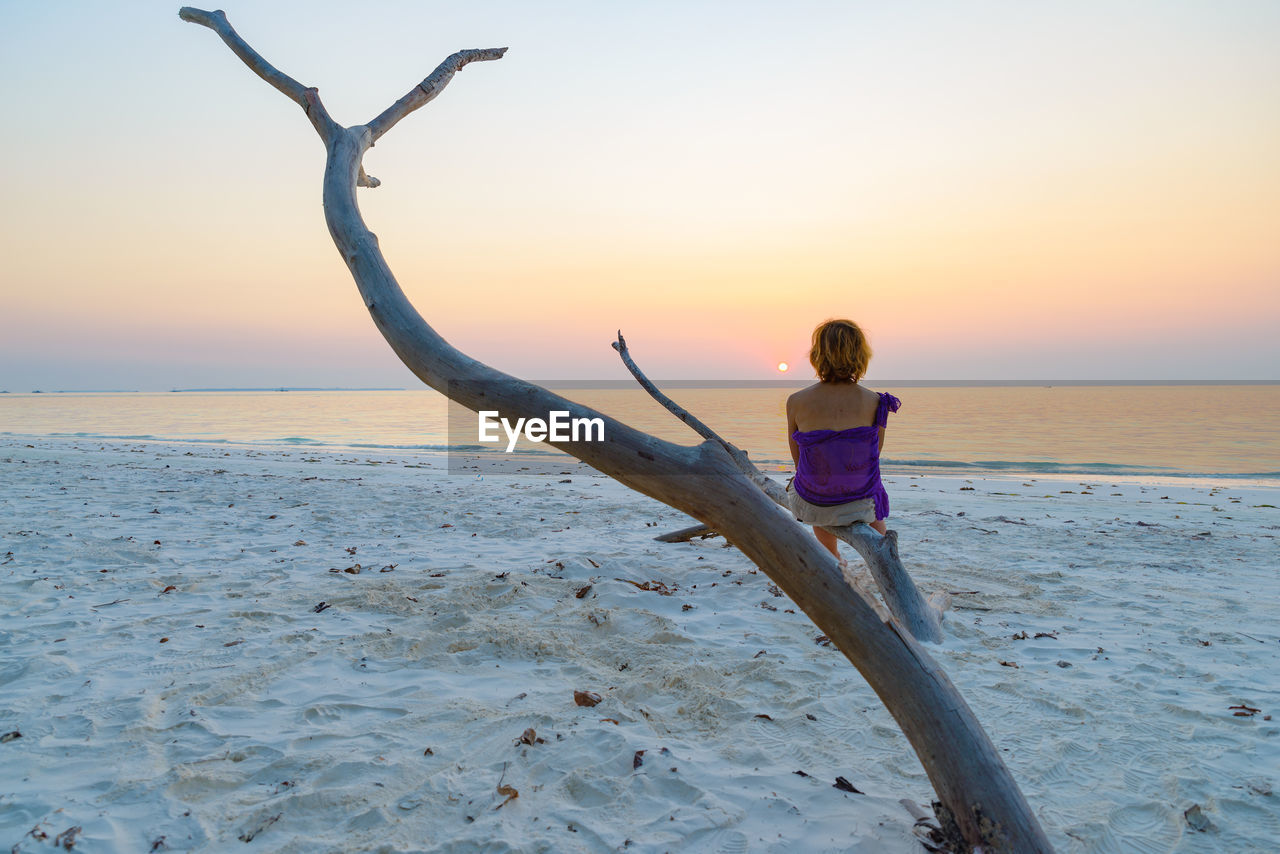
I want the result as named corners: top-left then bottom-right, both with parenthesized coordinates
top-left (777, 361), bottom-right (789, 373)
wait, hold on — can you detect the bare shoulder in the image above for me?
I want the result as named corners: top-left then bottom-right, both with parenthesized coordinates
top-left (788, 383), bottom-right (817, 402)
top-left (787, 383), bottom-right (821, 409)
top-left (859, 384), bottom-right (884, 404)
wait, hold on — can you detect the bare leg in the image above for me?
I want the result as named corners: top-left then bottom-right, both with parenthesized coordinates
top-left (812, 525), bottom-right (840, 558)
top-left (871, 519), bottom-right (887, 535)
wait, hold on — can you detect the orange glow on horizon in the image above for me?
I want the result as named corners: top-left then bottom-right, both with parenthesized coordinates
top-left (1, 3), bottom-right (1277, 388)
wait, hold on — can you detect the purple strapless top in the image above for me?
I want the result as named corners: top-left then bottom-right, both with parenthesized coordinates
top-left (791, 392), bottom-right (901, 520)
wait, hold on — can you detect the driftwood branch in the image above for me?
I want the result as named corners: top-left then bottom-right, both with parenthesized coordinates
top-left (653, 523), bottom-right (721, 543)
top-left (615, 333), bottom-right (945, 643)
top-left (177, 7), bottom-right (339, 142)
top-left (837, 525), bottom-right (947, 642)
top-left (179, 10), bottom-right (1053, 851)
top-left (614, 331), bottom-right (787, 504)
top-left (366, 48), bottom-right (508, 142)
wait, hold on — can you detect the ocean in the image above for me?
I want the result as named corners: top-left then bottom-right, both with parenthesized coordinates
top-left (2, 384), bottom-right (1277, 483)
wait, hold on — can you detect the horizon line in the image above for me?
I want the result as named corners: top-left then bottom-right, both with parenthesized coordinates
top-left (3, 379), bottom-right (1278, 394)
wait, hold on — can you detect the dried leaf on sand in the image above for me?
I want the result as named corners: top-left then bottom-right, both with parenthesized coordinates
top-left (574, 690), bottom-right (603, 707)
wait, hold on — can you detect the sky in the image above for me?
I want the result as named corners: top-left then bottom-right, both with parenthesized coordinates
top-left (1, 0), bottom-right (1277, 390)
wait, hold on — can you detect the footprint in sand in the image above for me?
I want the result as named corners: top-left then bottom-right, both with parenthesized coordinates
top-left (748, 713), bottom-right (825, 767)
top-left (300, 702), bottom-right (408, 726)
top-left (701, 829), bottom-right (750, 854)
top-left (140, 650), bottom-right (239, 678)
top-left (1105, 802), bottom-right (1180, 854)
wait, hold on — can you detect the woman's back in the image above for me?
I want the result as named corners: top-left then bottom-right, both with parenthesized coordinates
top-left (788, 384), bottom-right (899, 510)
top-left (786, 318), bottom-right (895, 540)
top-left (787, 381), bottom-right (882, 433)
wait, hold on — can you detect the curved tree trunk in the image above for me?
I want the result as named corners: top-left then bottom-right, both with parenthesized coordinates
top-left (178, 9), bottom-right (1054, 851)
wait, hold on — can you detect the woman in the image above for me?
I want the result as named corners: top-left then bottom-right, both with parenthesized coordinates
top-left (786, 319), bottom-right (900, 559)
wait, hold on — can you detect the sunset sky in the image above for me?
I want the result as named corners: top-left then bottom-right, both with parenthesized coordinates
top-left (1, 1), bottom-right (1277, 389)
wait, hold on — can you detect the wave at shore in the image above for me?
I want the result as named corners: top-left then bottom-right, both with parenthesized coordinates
top-left (4, 430), bottom-right (1277, 485)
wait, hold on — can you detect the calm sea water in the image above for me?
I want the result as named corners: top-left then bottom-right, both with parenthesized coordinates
top-left (2, 385), bottom-right (1277, 482)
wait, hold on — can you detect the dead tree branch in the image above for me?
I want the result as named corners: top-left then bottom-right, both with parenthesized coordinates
top-left (367, 48), bottom-right (509, 142)
top-left (614, 331), bottom-right (787, 503)
top-left (177, 7), bottom-right (339, 142)
top-left (178, 9), bottom-right (1052, 850)
top-left (653, 522), bottom-right (721, 543)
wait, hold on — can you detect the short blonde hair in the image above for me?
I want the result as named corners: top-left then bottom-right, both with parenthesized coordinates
top-left (809, 319), bottom-right (872, 383)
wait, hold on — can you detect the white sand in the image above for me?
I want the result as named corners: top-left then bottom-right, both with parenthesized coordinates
top-left (1, 437), bottom-right (1277, 853)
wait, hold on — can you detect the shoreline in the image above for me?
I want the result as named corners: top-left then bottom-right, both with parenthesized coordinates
top-left (2, 437), bottom-right (1277, 852)
top-left (3, 432), bottom-right (1276, 491)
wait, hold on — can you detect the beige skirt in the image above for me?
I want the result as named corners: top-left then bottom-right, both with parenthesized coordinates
top-left (785, 480), bottom-right (876, 526)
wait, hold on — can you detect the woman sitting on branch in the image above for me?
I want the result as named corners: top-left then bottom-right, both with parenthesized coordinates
top-left (786, 319), bottom-right (900, 556)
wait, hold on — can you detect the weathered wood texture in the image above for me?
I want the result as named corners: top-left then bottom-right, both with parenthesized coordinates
top-left (178, 9), bottom-right (1053, 851)
top-left (653, 522), bottom-right (721, 543)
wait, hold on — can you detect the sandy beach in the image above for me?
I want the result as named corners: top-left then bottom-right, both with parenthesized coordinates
top-left (1, 436), bottom-right (1277, 852)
